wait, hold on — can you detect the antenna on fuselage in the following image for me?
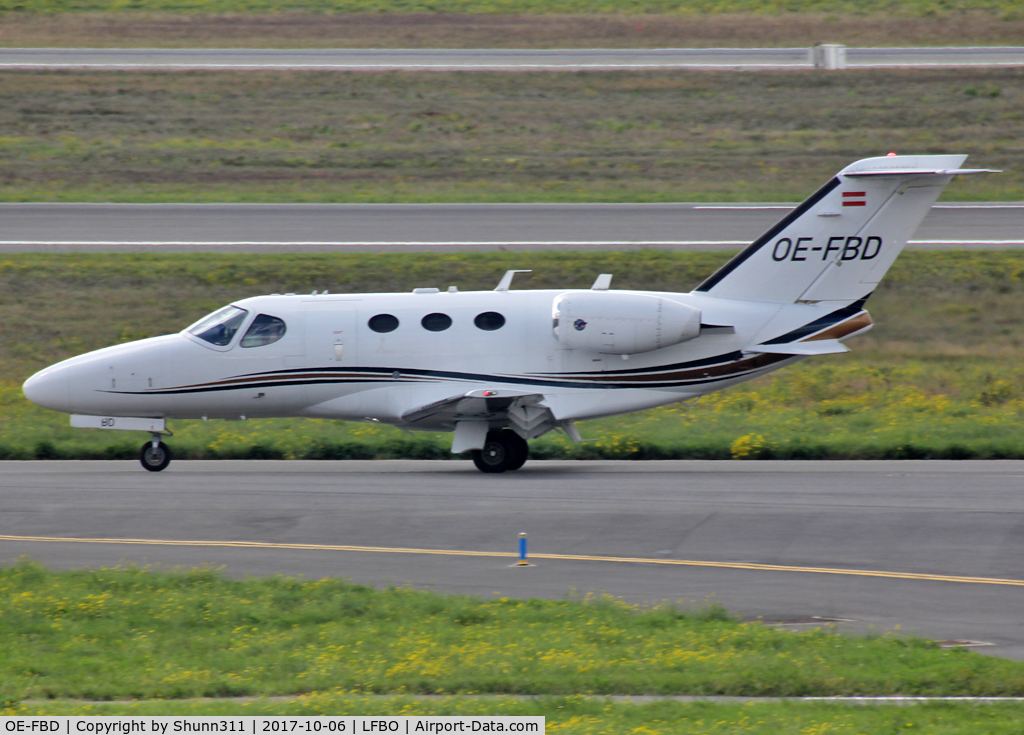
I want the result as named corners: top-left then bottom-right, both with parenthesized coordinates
top-left (494, 270), bottom-right (532, 292)
top-left (591, 274), bottom-right (613, 291)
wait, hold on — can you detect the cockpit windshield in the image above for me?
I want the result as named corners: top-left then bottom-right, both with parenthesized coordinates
top-left (188, 305), bottom-right (249, 346)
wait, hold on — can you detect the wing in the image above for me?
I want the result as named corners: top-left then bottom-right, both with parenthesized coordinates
top-left (401, 388), bottom-right (559, 442)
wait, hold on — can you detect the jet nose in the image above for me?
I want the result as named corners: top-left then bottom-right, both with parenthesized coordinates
top-left (23, 367), bottom-right (71, 413)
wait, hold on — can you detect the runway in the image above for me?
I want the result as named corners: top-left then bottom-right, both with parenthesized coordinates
top-left (2, 47), bottom-right (1023, 70)
top-left (3, 459), bottom-right (1024, 659)
top-left (2, 202), bottom-right (1021, 253)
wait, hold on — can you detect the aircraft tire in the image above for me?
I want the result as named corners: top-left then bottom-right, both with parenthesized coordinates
top-left (472, 429), bottom-right (529, 473)
top-left (140, 441), bottom-right (172, 472)
top-left (503, 430), bottom-right (529, 472)
top-left (471, 430), bottom-right (511, 473)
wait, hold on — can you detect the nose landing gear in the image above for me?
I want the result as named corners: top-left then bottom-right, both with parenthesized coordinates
top-left (140, 432), bottom-right (172, 472)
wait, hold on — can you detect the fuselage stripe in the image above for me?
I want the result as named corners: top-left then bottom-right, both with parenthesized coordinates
top-left (761, 300), bottom-right (869, 345)
top-left (101, 352), bottom-right (792, 396)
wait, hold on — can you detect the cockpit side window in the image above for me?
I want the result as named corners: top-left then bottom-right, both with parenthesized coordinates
top-left (188, 305), bottom-right (249, 346)
top-left (240, 314), bottom-right (287, 348)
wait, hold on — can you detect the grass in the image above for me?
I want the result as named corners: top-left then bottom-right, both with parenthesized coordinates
top-left (0, 68), bottom-right (1020, 203)
top-left (11, 697), bottom-right (1024, 733)
top-left (6, 11), bottom-right (1024, 49)
top-left (3, 249), bottom-right (1024, 460)
top-left (4, 560), bottom-right (1024, 704)
top-left (4, 13), bottom-right (1023, 725)
top-left (7, 358), bottom-right (1024, 461)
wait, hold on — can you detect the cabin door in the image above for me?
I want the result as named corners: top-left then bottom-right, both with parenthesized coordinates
top-left (303, 299), bottom-right (360, 368)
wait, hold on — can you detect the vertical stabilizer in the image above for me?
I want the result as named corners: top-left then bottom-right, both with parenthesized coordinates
top-left (693, 155), bottom-right (989, 304)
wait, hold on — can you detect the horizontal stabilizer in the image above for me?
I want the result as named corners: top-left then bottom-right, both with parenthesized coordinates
top-left (748, 340), bottom-right (850, 356)
top-left (844, 168), bottom-right (998, 177)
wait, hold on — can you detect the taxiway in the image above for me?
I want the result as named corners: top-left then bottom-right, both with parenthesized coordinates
top-left (1, 202), bottom-right (1021, 253)
top-left (2, 459), bottom-right (1023, 658)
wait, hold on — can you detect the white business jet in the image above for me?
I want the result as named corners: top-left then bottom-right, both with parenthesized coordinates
top-left (23, 154), bottom-right (992, 473)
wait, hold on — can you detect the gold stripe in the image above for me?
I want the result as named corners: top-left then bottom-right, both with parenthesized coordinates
top-left (1, 534), bottom-right (1021, 587)
top-left (805, 311), bottom-right (873, 342)
top-left (534, 352), bottom-right (789, 385)
top-left (168, 371), bottom-right (439, 391)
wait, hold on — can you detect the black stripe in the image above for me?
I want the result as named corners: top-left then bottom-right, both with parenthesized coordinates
top-left (760, 298), bottom-right (868, 345)
top-left (267, 367), bottom-right (622, 390)
top-left (100, 378), bottom-right (402, 396)
top-left (694, 177), bottom-right (841, 293)
top-left (233, 351), bottom-right (747, 381)
top-left (105, 347), bottom-right (795, 397)
top-left (534, 351), bottom-right (745, 377)
top-left (105, 368), bottom-right (774, 395)
top-left (105, 355), bottom-right (792, 396)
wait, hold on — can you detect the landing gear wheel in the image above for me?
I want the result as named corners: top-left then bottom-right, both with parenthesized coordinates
top-left (503, 430), bottom-right (529, 471)
top-left (471, 429), bottom-right (529, 474)
top-left (140, 441), bottom-right (172, 472)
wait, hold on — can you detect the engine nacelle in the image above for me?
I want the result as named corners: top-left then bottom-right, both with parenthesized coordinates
top-left (552, 292), bottom-right (702, 355)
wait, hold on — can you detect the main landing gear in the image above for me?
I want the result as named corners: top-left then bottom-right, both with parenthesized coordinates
top-left (472, 429), bottom-right (529, 474)
top-left (140, 433), bottom-right (172, 472)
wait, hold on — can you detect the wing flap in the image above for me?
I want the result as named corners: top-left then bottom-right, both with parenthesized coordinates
top-left (401, 389), bottom-right (546, 426)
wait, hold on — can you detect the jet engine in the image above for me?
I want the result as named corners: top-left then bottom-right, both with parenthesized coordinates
top-left (552, 292), bottom-right (702, 355)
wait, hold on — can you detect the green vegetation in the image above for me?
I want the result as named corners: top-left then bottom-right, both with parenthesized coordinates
top-left (7, 11), bottom-right (1024, 50)
top-left (5, 10), bottom-right (1024, 727)
top-left (4, 561), bottom-right (1024, 704)
top-left (1, 68), bottom-right (1020, 203)
top-left (6, 359), bottom-right (1024, 461)
top-left (10, 697), bottom-right (1024, 733)
top-left (2, 249), bottom-right (1024, 460)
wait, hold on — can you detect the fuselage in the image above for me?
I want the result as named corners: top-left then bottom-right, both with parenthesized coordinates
top-left (18, 153), bottom-right (986, 474)
top-left (22, 286), bottom-right (866, 431)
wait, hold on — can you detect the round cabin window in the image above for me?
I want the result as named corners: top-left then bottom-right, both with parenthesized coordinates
top-left (368, 314), bottom-right (400, 333)
top-left (421, 313), bottom-right (453, 332)
top-left (474, 311), bottom-right (505, 331)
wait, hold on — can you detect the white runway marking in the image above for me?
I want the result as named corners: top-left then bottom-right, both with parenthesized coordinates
top-left (2, 46), bottom-right (1022, 70)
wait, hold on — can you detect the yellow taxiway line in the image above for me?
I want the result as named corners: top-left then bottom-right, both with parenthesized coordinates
top-left (2, 533), bottom-right (1022, 587)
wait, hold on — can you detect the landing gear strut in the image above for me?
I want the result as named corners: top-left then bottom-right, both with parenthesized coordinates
top-left (140, 433), bottom-right (172, 472)
top-left (472, 429), bottom-right (529, 474)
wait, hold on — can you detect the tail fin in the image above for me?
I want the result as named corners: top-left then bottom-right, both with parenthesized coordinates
top-left (693, 154), bottom-right (994, 304)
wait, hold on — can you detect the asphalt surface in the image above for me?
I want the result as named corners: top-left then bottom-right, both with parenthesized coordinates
top-left (3, 459), bottom-right (1024, 659)
top-left (2, 202), bottom-right (1021, 253)
top-left (2, 47), bottom-right (1023, 70)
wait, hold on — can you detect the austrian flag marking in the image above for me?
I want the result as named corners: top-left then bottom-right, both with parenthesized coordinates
top-left (842, 191), bottom-right (867, 207)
